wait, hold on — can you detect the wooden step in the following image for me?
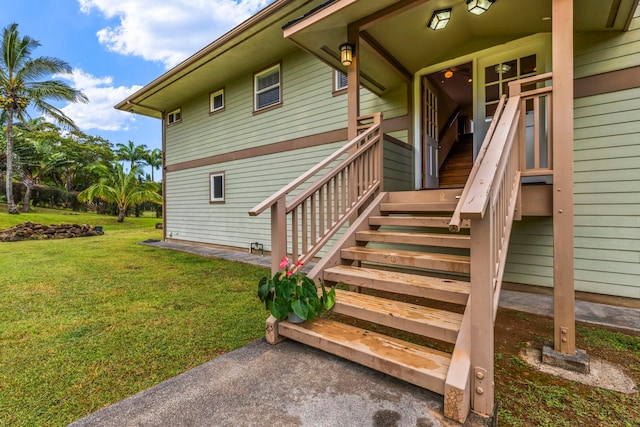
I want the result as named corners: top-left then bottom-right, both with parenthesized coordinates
top-left (356, 230), bottom-right (470, 249)
top-left (323, 265), bottom-right (470, 304)
top-left (387, 189), bottom-right (462, 203)
top-left (332, 289), bottom-right (462, 343)
top-left (369, 215), bottom-right (470, 229)
top-left (277, 317), bottom-right (451, 394)
top-left (380, 202), bottom-right (458, 213)
top-left (443, 168), bottom-right (471, 176)
top-left (341, 246), bottom-right (470, 274)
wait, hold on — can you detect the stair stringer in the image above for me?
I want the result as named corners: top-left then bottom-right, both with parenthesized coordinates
top-left (444, 302), bottom-right (472, 423)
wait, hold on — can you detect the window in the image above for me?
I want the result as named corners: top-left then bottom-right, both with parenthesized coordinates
top-left (210, 89), bottom-right (224, 113)
top-left (167, 108), bottom-right (182, 125)
top-left (209, 172), bottom-right (225, 203)
top-left (334, 70), bottom-right (348, 93)
top-left (484, 54), bottom-right (537, 118)
top-left (254, 64), bottom-right (281, 111)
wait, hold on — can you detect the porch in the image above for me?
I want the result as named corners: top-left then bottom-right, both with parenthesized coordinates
top-left (249, 0), bottom-right (637, 424)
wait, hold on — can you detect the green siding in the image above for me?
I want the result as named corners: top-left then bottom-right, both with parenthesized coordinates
top-left (166, 51), bottom-right (349, 166)
top-left (504, 217), bottom-right (554, 288)
top-left (573, 86), bottom-right (640, 299)
top-left (504, 10), bottom-right (640, 299)
top-left (574, 7), bottom-right (640, 78)
top-left (165, 141), bottom-right (345, 249)
top-left (164, 49), bottom-right (412, 252)
top-left (383, 139), bottom-right (413, 192)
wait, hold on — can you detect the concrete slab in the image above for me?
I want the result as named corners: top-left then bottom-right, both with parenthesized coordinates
top-left (69, 339), bottom-right (489, 427)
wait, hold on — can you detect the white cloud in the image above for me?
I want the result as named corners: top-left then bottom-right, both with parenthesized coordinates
top-left (77, 0), bottom-right (273, 69)
top-left (55, 69), bottom-right (142, 132)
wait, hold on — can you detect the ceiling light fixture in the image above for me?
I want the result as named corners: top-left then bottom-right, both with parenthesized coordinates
top-left (444, 69), bottom-right (454, 79)
top-left (428, 8), bottom-right (452, 30)
top-left (467, 0), bottom-right (495, 15)
top-left (494, 63), bottom-right (512, 74)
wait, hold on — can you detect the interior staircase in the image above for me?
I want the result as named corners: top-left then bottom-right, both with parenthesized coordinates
top-left (439, 134), bottom-right (473, 188)
top-left (268, 188), bottom-right (472, 419)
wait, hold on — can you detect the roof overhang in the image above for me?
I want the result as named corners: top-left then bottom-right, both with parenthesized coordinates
top-left (283, 0), bottom-right (640, 95)
top-left (115, 0), bottom-right (327, 118)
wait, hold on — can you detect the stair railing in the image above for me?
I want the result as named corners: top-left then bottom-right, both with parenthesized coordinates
top-left (446, 73), bottom-right (553, 419)
top-left (249, 113), bottom-right (383, 274)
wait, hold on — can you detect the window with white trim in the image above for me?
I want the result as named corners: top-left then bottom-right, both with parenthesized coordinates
top-left (210, 89), bottom-right (224, 113)
top-left (167, 108), bottom-right (182, 125)
top-left (254, 64), bottom-right (281, 111)
top-left (334, 70), bottom-right (348, 92)
top-left (209, 172), bottom-right (225, 203)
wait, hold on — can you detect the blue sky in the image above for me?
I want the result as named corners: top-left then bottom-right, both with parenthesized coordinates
top-left (4, 0), bottom-right (273, 152)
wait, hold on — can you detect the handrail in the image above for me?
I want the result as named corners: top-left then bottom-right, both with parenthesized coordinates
top-left (438, 107), bottom-right (461, 169)
top-left (249, 114), bottom-right (381, 217)
top-left (449, 73), bottom-right (553, 417)
top-left (448, 95), bottom-right (507, 232)
top-left (249, 113), bottom-right (383, 273)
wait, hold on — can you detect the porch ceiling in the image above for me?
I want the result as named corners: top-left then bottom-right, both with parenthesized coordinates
top-left (285, 0), bottom-right (639, 94)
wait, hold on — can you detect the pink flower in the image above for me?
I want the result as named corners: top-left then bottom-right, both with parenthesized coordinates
top-left (286, 270), bottom-right (293, 277)
top-left (295, 261), bottom-right (303, 267)
top-left (279, 256), bottom-right (290, 269)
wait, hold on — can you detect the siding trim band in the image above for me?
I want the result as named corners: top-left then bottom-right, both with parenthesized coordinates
top-left (574, 65), bottom-right (640, 98)
top-left (166, 115), bottom-right (410, 172)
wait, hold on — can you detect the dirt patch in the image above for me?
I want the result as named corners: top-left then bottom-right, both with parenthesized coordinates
top-left (521, 344), bottom-right (637, 394)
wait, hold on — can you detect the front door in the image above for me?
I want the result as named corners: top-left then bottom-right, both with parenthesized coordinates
top-left (422, 76), bottom-right (439, 188)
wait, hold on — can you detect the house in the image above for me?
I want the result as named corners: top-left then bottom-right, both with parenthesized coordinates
top-left (116, 0), bottom-right (640, 422)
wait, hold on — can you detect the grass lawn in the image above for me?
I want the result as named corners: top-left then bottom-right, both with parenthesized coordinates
top-left (0, 206), bottom-right (268, 426)
top-left (0, 206), bottom-right (638, 426)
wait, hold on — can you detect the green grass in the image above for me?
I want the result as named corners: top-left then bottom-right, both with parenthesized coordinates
top-left (0, 207), bottom-right (268, 426)
top-left (1, 206), bottom-right (639, 426)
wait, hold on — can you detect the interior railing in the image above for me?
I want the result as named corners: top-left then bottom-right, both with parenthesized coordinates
top-left (445, 73), bottom-right (554, 418)
top-left (249, 113), bottom-right (383, 274)
top-left (437, 107), bottom-right (461, 168)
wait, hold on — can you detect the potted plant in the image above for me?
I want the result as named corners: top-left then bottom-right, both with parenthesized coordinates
top-left (258, 256), bottom-right (336, 323)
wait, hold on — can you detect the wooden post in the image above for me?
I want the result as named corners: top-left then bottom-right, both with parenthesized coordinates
top-left (552, 0), bottom-right (576, 355)
top-left (271, 196), bottom-right (287, 275)
top-left (347, 24), bottom-right (360, 141)
top-left (469, 217), bottom-right (494, 417)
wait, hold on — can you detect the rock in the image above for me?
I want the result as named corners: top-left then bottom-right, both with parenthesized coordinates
top-left (0, 222), bottom-right (105, 242)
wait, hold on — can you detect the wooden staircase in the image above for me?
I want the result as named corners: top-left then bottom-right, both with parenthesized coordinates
top-left (439, 134), bottom-right (473, 188)
top-left (267, 189), bottom-right (473, 422)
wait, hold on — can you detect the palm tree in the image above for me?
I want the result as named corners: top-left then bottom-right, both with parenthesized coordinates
top-left (145, 148), bottom-right (162, 182)
top-left (77, 163), bottom-right (161, 222)
top-left (0, 23), bottom-right (88, 214)
top-left (115, 140), bottom-right (148, 171)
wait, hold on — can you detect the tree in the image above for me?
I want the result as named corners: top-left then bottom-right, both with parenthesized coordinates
top-left (115, 140), bottom-right (148, 171)
top-left (145, 148), bottom-right (162, 182)
top-left (0, 23), bottom-right (88, 214)
top-left (77, 163), bottom-right (161, 222)
top-left (18, 136), bottom-right (69, 212)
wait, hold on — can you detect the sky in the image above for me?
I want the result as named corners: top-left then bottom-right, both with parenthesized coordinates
top-left (4, 0), bottom-right (274, 152)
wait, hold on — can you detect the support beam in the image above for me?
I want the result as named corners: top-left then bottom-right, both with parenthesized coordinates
top-left (347, 24), bottom-right (360, 141)
top-left (552, 0), bottom-right (576, 355)
top-left (360, 31), bottom-right (411, 82)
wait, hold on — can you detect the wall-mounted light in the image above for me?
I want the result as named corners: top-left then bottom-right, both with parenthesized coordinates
top-left (467, 0), bottom-right (495, 15)
top-left (339, 43), bottom-right (355, 67)
top-left (428, 8), bottom-right (452, 30)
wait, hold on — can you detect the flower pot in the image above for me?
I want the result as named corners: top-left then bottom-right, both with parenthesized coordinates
top-left (287, 312), bottom-right (304, 323)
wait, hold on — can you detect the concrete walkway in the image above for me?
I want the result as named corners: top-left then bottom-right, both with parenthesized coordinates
top-left (69, 240), bottom-right (639, 427)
